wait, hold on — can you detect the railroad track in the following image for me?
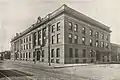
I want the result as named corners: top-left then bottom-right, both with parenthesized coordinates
top-left (0, 66), bottom-right (35, 80)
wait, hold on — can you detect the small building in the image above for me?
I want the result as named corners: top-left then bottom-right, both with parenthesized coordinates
top-left (0, 52), bottom-right (4, 60)
top-left (0, 51), bottom-right (11, 60)
top-left (111, 43), bottom-right (120, 63)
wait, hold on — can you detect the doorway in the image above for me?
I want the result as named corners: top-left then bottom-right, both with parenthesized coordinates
top-left (96, 51), bottom-right (101, 62)
top-left (36, 51), bottom-right (40, 61)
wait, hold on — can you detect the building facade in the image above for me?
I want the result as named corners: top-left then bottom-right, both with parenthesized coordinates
top-left (11, 4), bottom-right (111, 64)
top-left (111, 43), bottom-right (120, 62)
top-left (0, 51), bottom-right (11, 60)
top-left (0, 52), bottom-right (4, 60)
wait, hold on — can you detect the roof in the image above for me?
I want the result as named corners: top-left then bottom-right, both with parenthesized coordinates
top-left (11, 4), bottom-right (112, 42)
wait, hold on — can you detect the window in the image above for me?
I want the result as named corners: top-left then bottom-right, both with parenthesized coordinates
top-left (57, 34), bottom-right (60, 43)
top-left (82, 37), bottom-right (85, 45)
top-left (90, 50), bottom-right (94, 57)
top-left (26, 44), bottom-right (28, 49)
top-left (69, 33), bottom-right (72, 43)
top-left (101, 33), bottom-right (104, 39)
top-left (57, 22), bottom-right (60, 31)
top-left (89, 29), bottom-right (93, 36)
top-left (20, 53), bottom-right (22, 59)
top-left (24, 45), bottom-right (25, 50)
top-left (51, 49), bottom-right (55, 57)
top-left (42, 59), bottom-right (44, 62)
top-left (38, 39), bottom-right (41, 45)
top-left (90, 39), bottom-right (93, 46)
top-left (42, 50), bottom-right (44, 58)
top-left (95, 32), bottom-right (99, 38)
top-left (20, 39), bottom-right (23, 44)
top-left (95, 40), bottom-right (99, 47)
top-left (82, 27), bottom-right (85, 34)
top-left (34, 32), bottom-right (37, 46)
top-left (105, 43), bottom-right (109, 48)
top-left (26, 52), bottom-right (28, 58)
top-left (100, 41), bottom-right (104, 48)
top-left (42, 28), bottom-right (46, 45)
top-left (38, 30), bottom-right (41, 45)
top-left (56, 59), bottom-right (60, 63)
top-left (21, 45), bottom-right (23, 50)
top-left (83, 49), bottom-right (86, 57)
top-left (52, 25), bottom-right (55, 33)
top-left (74, 24), bottom-right (78, 32)
top-left (74, 35), bottom-right (78, 44)
top-left (91, 59), bottom-right (94, 63)
top-left (24, 38), bottom-right (25, 43)
top-left (75, 59), bottom-right (79, 63)
top-left (56, 48), bottom-right (60, 57)
top-left (52, 35), bottom-right (55, 44)
top-left (69, 22), bottom-right (72, 30)
top-left (38, 30), bottom-right (41, 38)
top-left (75, 49), bottom-right (78, 57)
top-left (29, 35), bottom-right (31, 41)
top-left (33, 52), bottom-right (35, 58)
top-left (26, 37), bottom-right (28, 42)
top-left (51, 59), bottom-right (54, 63)
top-left (105, 35), bottom-right (109, 41)
top-left (29, 52), bottom-right (31, 58)
top-left (23, 53), bottom-right (25, 58)
top-left (69, 48), bottom-right (73, 58)
top-left (29, 43), bottom-right (31, 49)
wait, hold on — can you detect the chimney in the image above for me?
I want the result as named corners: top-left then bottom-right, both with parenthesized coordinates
top-left (16, 33), bottom-right (19, 36)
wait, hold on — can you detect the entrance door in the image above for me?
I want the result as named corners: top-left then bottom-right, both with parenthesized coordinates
top-left (36, 51), bottom-right (40, 61)
top-left (96, 51), bottom-right (101, 61)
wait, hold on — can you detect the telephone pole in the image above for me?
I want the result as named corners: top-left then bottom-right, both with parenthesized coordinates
top-left (48, 23), bottom-right (51, 66)
top-left (48, 14), bottom-right (51, 66)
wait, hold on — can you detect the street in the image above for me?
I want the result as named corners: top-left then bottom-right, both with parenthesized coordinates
top-left (0, 60), bottom-right (88, 80)
top-left (1, 60), bottom-right (120, 80)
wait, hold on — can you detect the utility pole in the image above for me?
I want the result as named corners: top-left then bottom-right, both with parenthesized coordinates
top-left (47, 14), bottom-right (51, 66)
top-left (48, 23), bottom-right (51, 66)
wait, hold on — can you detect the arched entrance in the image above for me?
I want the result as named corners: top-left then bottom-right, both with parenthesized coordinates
top-left (36, 51), bottom-right (40, 61)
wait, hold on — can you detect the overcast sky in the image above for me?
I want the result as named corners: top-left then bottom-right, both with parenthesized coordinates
top-left (0, 0), bottom-right (120, 51)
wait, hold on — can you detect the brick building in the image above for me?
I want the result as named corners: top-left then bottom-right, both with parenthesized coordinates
top-left (111, 43), bottom-right (120, 62)
top-left (11, 4), bottom-right (111, 64)
top-left (0, 51), bottom-right (11, 60)
top-left (0, 52), bottom-right (4, 60)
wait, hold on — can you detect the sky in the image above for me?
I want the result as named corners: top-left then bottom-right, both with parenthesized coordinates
top-left (0, 0), bottom-right (120, 51)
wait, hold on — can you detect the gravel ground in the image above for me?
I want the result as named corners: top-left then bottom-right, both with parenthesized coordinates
top-left (2, 61), bottom-right (120, 80)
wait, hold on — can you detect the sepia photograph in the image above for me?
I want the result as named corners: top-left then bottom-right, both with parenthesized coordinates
top-left (0, 0), bottom-right (120, 80)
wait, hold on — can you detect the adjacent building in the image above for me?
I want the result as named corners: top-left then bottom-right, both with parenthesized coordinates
top-left (111, 43), bottom-right (120, 62)
top-left (0, 51), bottom-right (11, 60)
top-left (0, 52), bottom-right (4, 60)
top-left (11, 4), bottom-right (112, 64)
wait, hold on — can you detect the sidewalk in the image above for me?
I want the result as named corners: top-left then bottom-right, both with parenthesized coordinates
top-left (10, 60), bottom-right (93, 68)
top-left (7, 60), bottom-right (118, 69)
top-left (7, 60), bottom-right (92, 69)
top-left (8, 60), bottom-right (52, 69)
